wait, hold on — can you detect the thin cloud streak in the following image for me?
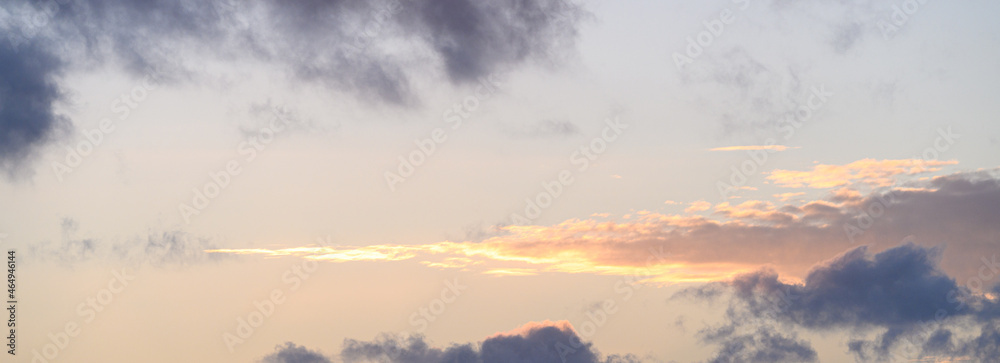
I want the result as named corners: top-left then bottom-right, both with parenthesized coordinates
top-left (709, 145), bottom-right (799, 152)
top-left (768, 158), bottom-right (958, 188)
top-left (207, 169), bottom-right (1000, 284)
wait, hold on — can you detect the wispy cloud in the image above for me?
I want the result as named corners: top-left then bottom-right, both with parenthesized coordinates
top-left (684, 200), bottom-right (712, 213)
top-left (710, 145), bottom-right (799, 152)
top-left (768, 158), bottom-right (958, 188)
top-left (207, 170), bottom-right (1000, 284)
top-left (774, 192), bottom-right (806, 202)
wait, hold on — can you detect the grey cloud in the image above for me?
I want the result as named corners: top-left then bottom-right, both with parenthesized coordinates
top-left (681, 47), bottom-right (806, 141)
top-left (0, 40), bottom-right (67, 176)
top-left (505, 119), bottom-right (581, 138)
top-left (48, 0), bottom-right (583, 98)
top-left (341, 325), bottom-right (603, 363)
top-left (749, 244), bottom-right (960, 329)
top-left (701, 325), bottom-right (817, 363)
top-left (1, 0), bottom-right (586, 173)
top-left (830, 22), bottom-right (864, 54)
top-left (403, 0), bottom-right (583, 84)
top-left (260, 342), bottom-right (332, 363)
top-left (263, 321), bottom-right (639, 363)
top-left (677, 242), bottom-right (1000, 362)
top-left (28, 218), bottom-right (225, 267)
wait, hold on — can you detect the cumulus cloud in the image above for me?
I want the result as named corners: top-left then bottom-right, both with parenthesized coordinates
top-left (677, 242), bottom-right (1000, 362)
top-left (0, 0), bottom-right (586, 173)
top-left (260, 342), bottom-right (332, 363)
top-left (262, 321), bottom-right (639, 363)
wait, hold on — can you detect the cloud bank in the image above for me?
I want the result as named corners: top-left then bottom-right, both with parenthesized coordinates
top-left (259, 320), bottom-right (640, 363)
top-left (677, 242), bottom-right (1000, 362)
top-left (210, 168), bottom-right (1000, 285)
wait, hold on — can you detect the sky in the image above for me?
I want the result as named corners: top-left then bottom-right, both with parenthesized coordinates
top-left (1, 0), bottom-right (1000, 362)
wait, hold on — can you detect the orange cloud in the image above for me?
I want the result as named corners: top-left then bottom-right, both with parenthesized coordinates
top-left (767, 158), bottom-right (958, 188)
top-left (488, 320), bottom-right (576, 339)
top-left (205, 214), bottom-right (760, 284)
top-left (713, 200), bottom-right (796, 225)
top-left (774, 192), bottom-right (805, 202)
top-left (685, 201), bottom-right (712, 213)
top-left (206, 171), bottom-right (1000, 284)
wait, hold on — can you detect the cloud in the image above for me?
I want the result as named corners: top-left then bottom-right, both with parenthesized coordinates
top-left (46, 0), bottom-right (584, 92)
top-left (773, 192), bottom-right (804, 202)
top-left (0, 40), bottom-right (67, 176)
top-left (729, 244), bottom-right (961, 330)
top-left (701, 325), bottom-right (817, 363)
top-left (684, 200), bottom-right (712, 213)
top-left (709, 145), bottom-right (798, 152)
top-left (260, 342), bottom-right (331, 363)
top-left (711, 200), bottom-right (796, 225)
top-left (403, 0), bottom-right (583, 84)
top-left (678, 242), bottom-right (1000, 362)
top-left (29, 218), bottom-right (225, 267)
top-left (767, 158), bottom-right (958, 189)
top-left (259, 320), bottom-right (639, 363)
top-left (0, 0), bottom-right (586, 172)
top-left (506, 119), bottom-right (582, 138)
top-left (208, 169), bottom-right (1000, 286)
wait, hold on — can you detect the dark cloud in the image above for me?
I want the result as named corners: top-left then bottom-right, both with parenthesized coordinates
top-left (0, 39), bottom-right (67, 176)
top-left (733, 244), bottom-right (960, 329)
top-left (42, 0), bottom-right (581, 98)
top-left (677, 242), bottom-right (1000, 362)
top-left (403, 0), bottom-right (582, 84)
top-left (0, 0), bottom-right (586, 173)
top-left (263, 321), bottom-right (639, 363)
top-left (260, 342), bottom-right (332, 363)
top-left (700, 325), bottom-right (817, 363)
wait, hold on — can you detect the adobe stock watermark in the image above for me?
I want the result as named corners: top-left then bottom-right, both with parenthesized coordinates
top-left (51, 73), bottom-right (159, 182)
top-left (31, 268), bottom-right (135, 363)
top-left (507, 116), bottom-right (627, 226)
top-left (384, 74), bottom-right (502, 192)
top-left (407, 278), bottom-right (467, 333)
top-left (1, 0), bottom-right (71, 49)
top-left (179, 106), bottom-right (296, 224)
top-left (671, 0), bottom-right (751, 70)
top-left (350, 0), bottom-right (403, 51)
top-left (222, 236), bottom-right (330, 353)
top-left (891, 244), bottom-right (993, 361)
top-left (716, 85), bottom-right (833, 200)
top-left (842, 127), bottom-right (959, 243)
top-left (557, 246), bottom-right (669, 362)
top-left (877, 0), bottom-right (931, 40)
